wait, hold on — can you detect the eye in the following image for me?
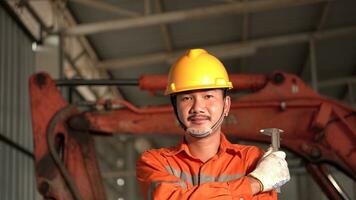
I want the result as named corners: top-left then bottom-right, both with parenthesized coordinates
top-left (204, 94), bottom-right (214, 99)
top-left (180, 96), bottom-right (192, 102)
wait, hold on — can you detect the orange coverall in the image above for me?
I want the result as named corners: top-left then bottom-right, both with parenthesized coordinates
top-left (136, 134), bottom-right (277, 200)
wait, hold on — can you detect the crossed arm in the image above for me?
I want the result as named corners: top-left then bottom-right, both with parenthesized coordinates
top-left (136, 150), bottom-right (276, 200)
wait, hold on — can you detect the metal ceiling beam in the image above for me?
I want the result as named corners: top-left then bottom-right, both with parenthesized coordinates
top-left (97, 25), bottom-right (356, 70)
top-left (154, 0), bottom-right (173, 51)
top-left (240, 0), bottom-right (250, 41)
top-left (318, 76), bottom-right (356, 88)
top-left (299, 1), bottom-right (331, 80)
top-left (316, 1), bottom-right (331, 30)
top-left (239, 0), bottom-right (250, 71)
top-left (69, 0), bottom-right (140, 17)
top-left (98, 44), bottom-right (256, 69)
top-left (144, 0), bottom-right (151, 15)
top-left (62, 8), bottom-right (98, 61)
top-left (65, 0), bottom-right (329, 36)
top-left (52, 1), bottom-right (124, 100)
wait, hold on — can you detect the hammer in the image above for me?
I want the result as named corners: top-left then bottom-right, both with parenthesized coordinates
top-left (260, 128), bottom-right (284, 192)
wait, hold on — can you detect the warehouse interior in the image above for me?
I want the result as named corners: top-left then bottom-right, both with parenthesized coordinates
top-left (1, 0), bottom-right (356, 199)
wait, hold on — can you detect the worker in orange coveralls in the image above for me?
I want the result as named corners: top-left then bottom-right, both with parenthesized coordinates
top-left (136, 49), bottom-right (290, 200)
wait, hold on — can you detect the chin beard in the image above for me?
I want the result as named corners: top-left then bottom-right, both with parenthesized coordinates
top-left (184, 110), bottom-right (226, 138)
top-left (186, 127), bottom-right (212, 138)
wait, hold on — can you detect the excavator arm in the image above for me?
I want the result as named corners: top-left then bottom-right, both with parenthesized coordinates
top-left (29, 72), bottom-right (356, 200)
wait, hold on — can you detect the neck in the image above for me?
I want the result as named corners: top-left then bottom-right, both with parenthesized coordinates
top-left (185, 129), bottom-right (221, 163)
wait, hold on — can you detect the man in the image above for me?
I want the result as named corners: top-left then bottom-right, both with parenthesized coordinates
top-left (136, 49), bottom-right (290, 199)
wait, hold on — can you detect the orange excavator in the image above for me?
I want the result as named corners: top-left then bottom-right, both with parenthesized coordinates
top-left (29, 72), bottom-right (355, 200)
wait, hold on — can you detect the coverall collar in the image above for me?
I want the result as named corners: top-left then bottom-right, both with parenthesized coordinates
top-left (162, 133), bottom-right (241, 158)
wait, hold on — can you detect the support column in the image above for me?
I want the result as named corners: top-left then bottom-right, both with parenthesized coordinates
top-left (309, 39), bottom-right (318, 91)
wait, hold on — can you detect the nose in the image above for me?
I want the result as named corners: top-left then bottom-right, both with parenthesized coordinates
top-left (189, 97), bottom-right (205, 114)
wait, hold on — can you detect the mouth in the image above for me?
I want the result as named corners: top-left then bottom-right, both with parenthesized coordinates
top-left (188, 115), bottom-right (211, 125)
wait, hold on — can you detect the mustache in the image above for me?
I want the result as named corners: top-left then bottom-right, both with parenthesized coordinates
top-left (188, 114), bottom-right (211, 121)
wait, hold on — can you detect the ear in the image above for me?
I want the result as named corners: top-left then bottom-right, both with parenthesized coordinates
top-left (223, 96), bottom-right (231, 116)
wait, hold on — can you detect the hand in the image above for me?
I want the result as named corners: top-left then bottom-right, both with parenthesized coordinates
top-left (249, 148), bottom-right (290, 192)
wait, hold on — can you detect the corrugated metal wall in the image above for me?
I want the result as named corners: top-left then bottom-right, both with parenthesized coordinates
top-left (0, 5), bottom-right (40, 200)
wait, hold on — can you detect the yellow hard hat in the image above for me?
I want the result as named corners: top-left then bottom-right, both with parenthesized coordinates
top-left (165, 49), bottom-right (233, 95)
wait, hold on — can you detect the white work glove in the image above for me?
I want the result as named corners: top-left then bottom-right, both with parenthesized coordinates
top-left (249, 147), bottom-right (290, 192)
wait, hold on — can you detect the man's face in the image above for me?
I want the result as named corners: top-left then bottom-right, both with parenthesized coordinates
top-left (176, 89), bottom-right (231, 136)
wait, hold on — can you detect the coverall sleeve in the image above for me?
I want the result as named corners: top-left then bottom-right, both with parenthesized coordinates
top-left (136, 149), bottom-right (276, 200)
